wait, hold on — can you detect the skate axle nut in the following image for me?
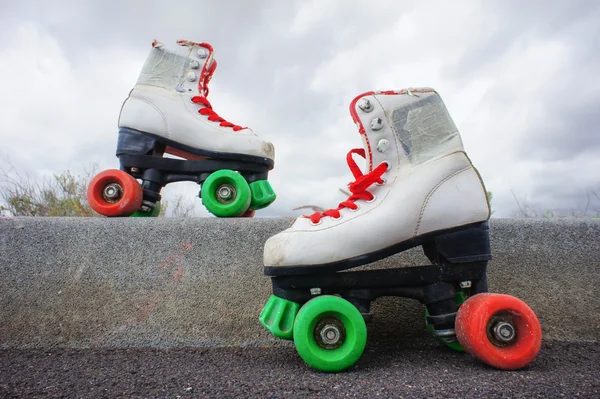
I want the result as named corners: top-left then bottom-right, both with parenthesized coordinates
top-left (216, 184), bottom-right (235, 202)
top-left (320, 325), bottom-right (341, 345)
top-left (314, 318), bottom-right (346, 349)
top-left (492, 321), bottom-right (516, 343)
top-left (103, 183), bottom-right (123, 202)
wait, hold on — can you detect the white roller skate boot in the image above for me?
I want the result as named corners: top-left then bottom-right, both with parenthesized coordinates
top-left (88, 40), bottom-right (276, 218)
top-left (260, 89), bottom-right (542, 374)
top-left (264, 88), bottom-right (490, 272)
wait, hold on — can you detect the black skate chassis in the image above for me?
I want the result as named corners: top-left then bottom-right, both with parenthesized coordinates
top-left (116, 127), bottom-right (273, 210)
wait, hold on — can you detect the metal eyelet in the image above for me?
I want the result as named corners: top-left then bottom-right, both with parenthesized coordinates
top-left (187, 72), bottom-right (197, 82)
top-left (370, 118), bottom-right (384, 131)
top-left (357, 98), bottom-right (373, 113)
top-left (376, 139), bottom-right (389, 153)
top-left (366, 195), bottom-right (377, 203)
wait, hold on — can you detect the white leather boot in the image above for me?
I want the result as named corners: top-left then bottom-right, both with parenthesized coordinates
top-left (117, 39), bottom-right (274, 164)
top-left (264, 88), bottom-right (490, 272)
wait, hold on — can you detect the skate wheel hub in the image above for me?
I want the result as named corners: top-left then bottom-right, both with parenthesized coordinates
top-left (217, 184), bottom-right (235, 203)
top-left (491, 319), bottom-right (516, 344)
top-left (103, 183), bottom-right (123, 203)
top-left (315, 318), bottom-right (345, 349)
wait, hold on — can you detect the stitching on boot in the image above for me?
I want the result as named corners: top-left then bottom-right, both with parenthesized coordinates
top-left (130, 95), bottom-right (169, 139)
top-left (414, 165), bottom-right (472, 237)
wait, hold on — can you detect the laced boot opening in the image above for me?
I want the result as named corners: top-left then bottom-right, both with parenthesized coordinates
top-left (179, 41), bottom-right (246, 132)
top-left (307, 148), bottom-right (388, 224)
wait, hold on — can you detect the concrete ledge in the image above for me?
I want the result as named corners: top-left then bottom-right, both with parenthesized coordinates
top-left (0, 217), bottom-right (599, 349)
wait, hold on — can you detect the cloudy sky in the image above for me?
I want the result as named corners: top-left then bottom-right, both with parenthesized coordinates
top-left (1, 0), bottom-right (599, 217)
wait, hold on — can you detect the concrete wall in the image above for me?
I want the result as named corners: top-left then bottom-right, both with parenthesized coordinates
top-left (0, 217), bottom-right (598, 349)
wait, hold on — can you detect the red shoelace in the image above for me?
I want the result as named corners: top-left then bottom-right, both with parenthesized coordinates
top-left (307, 148), bottom-right (388, 224)
top-left (181, 41), bottom-right (245, 132)
top-left (191, 96), bottom-right (245, 131)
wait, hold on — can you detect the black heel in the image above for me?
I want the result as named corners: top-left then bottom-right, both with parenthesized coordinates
top-left (423, 222), bottom-right (492, 264)
top-left (116, 127), bottom-right (163, 156)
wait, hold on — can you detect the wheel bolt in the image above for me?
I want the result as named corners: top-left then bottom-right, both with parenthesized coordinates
top-left (103, 183), bottom-right (122, 201)
top-left (218, 185), bottom-right (233, 200)
top-left (493, 321), bottom-right (516, 343)
top-left (320, 325), bottom-right (341, 345)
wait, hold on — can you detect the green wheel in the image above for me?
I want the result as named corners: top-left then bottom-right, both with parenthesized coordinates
top-left (201, 170), bottom-right (251, 217)
top-left (425, 291), bottom-right (467, 352)
top-left (131, 201), bottom-right (162, 217)
top-left (293, 295), bottom-right (367, 372)
top-left (249, 180), bottom-right (276, 210)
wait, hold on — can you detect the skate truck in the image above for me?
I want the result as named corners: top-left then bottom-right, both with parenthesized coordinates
top-left (259, 88), bottom-right (542, 372)
top-left (87, 40), bottom-right (276, 218)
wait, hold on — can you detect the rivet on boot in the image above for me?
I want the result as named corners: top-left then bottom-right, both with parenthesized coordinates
top-left (187, 72), bottom-right (197, 82)
top-left (197, 48), bottom-right (208, 59)
top-left (376, 139), bottom-right (389, 152)
top-left (190, 60), bottom-right (200, 69)
top-left (406, 88), bottom-right (419, 97)
top-left (370, 118), bottom-right (383, 131)
top-left (358, 98), bottom-right (373, 113)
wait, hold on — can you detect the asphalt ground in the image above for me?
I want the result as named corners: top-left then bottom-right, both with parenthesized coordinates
top-left (0, 340), bottom-right (598, 399)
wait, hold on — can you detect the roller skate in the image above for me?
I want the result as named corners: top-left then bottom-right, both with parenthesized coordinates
top-left (87, 40), bottom-right (276, 217)
top-left (259, 88), bottom-right (542, 372)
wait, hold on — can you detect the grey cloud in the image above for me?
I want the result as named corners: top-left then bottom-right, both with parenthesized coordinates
top-left (519, 92), bottom-right (600, 161)
top-left (2, 1), bottom-right (599, 218)
top-left (516, 19), bottom-right (600, 161)
top-left (445, 1), bottom-right (600, 83)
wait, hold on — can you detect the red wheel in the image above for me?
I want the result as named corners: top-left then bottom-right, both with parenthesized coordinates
top-left (87, 169), bottom-right (143, 216)
top-left (240, 210), bottom-right (255, 218)
top-left (455, 293), bottom-right (542, 370)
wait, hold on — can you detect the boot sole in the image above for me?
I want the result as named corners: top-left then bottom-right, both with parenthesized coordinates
top-left (264, 221), bottom-right (492, 276)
